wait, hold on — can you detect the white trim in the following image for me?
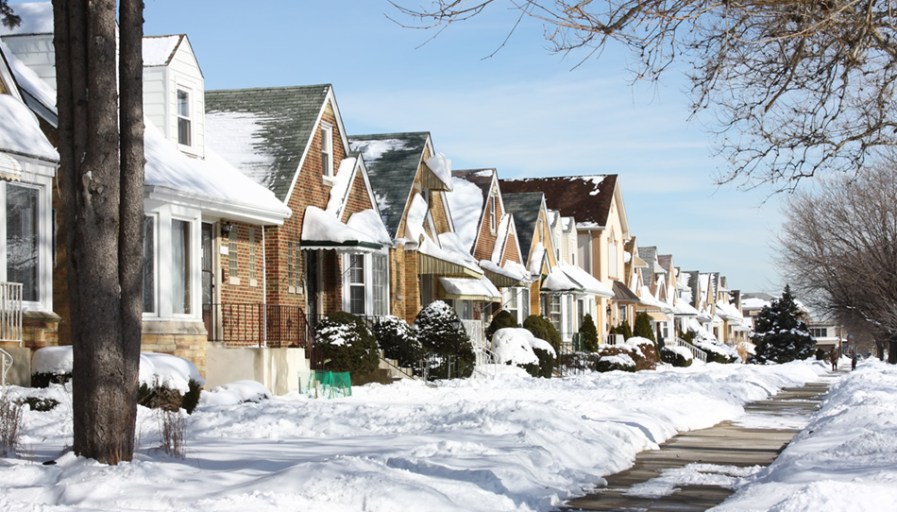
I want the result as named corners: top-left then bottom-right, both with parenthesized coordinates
top-left (320, 122), bottom-right (334, 180)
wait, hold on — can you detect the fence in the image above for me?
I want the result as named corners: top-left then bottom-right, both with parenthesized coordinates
top-left (673, 336), bottom-right (708, 362)
top-left (204, 303), bottom-right (311, 349)
top-left (0, 282), bottom-right (23, 343)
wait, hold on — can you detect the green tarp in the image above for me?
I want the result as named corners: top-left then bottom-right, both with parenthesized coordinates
top-left (307, 370), bottom-right (351, 399)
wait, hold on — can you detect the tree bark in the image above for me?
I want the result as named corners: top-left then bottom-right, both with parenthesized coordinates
top-left (54, 0), bottom-right (144, 464)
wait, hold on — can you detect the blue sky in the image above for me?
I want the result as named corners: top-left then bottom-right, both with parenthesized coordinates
top-left (139, 0), bottom-right (784, 293)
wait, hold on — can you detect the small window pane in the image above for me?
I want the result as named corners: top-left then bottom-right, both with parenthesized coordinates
top-left (143, 216), bottom-right (155, 313)
top-left (228, 229), bottom-right (238, 278)
top-left (6, 185), bottom-right (40, 302)
top-left (172, 220), bottom-right (191, 314)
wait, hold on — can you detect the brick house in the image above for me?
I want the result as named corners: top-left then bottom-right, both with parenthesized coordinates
top-left (502, 192), bottom-right (559, 321)
top-left (205, 85), bottom-right (392, 350)
top-left (348, 132), bottom-right (489, 331)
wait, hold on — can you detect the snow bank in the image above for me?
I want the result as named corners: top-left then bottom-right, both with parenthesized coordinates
top-left (716, 361), bottom-right (897, 511)
top-left (200, 380), bottom-right (272, 407)
top-left (31, 346), bottom-right (73, 375)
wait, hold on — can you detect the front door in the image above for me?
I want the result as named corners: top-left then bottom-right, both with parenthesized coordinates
top-left (201, 223), bottom-right (215, 339)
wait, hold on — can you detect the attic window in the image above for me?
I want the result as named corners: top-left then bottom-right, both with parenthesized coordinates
top-left (177, 89), bottom-right (192, 146)
top-left (321, 123), bottom-right (333, 178)
top-left (489, 195), bottom-right (496, 234)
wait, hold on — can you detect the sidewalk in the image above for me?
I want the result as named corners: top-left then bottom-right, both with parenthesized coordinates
top-left (561, 374), bottom-right (837, 511)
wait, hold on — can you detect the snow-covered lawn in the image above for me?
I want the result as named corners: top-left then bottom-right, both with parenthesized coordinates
top-left (0, 360), bottom-right (891, 511)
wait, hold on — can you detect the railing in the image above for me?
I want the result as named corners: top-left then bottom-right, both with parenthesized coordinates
top-left (673, 336), bottom-right (708, 362)
top-left (0, 282), bottom-right (23, 343)
top-left (461, 319), bottom-right (485, 348)
top-left (1, 348), bottom-right (13, 386)
top-left (204, 303), bottom-right (312, 349)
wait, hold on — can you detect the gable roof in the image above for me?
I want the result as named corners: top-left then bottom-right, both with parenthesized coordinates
top-left (348, 132), bottom-right (431, 238)
top-left (502, 192), bottom-right (544, 262)
top-left (500, 174), bottom-right (617, 228)
top-left (143, 35), bottom-right (185, 67)
top-left (205, 84), bottom-right (334, 203)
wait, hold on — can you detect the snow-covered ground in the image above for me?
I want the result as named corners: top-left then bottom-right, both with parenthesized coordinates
top-left (0, 360), bottom-right (892, 511)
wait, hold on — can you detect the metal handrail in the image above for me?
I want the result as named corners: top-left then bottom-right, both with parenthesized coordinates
top-left (673, 336), bottom-right (708, 362)
top-left (0, 348), bottom-right (13, 386)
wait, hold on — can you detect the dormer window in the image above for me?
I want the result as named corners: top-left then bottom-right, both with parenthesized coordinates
top-left (177, 89), bottom-right (192, 146)
top-left (321, 123), bottom-right (333, 178)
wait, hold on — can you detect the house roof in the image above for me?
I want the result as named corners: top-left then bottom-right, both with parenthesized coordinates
top-left (348, 132), bottom-right (431, 238)
top-left (205, 84), bottom-right (331, 203)
top-left (658, 254), bottom-right (673, 273)
top-left (143, 35), bottom-right (184, 67)
top-left (612, 280), bottom-right (642, 303)
top-left (453, 169), bottom-right (493, 203)
top-left (502, 192), bottom-right (544, 263)
top-left (500, 174), bottom-right (617, 228)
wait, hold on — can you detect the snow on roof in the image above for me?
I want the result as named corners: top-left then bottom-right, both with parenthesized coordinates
top-left (529, 243), bottom-right (546, 274)
top-left (437, 231), bottom-right (482, 269)
top-left (424, 152), bottom-right (453, 189)
top-left (205, 111), bottom-right (278, 191)
top-left (326, 157), bottom-right (358, 215)
top-left (490, 213), bottom-right (512, 263)
top-left (301, 206), bottom-right (386, 249)
top-left (560, 264), bottom-right (614, 297)
top-left (0, 94), bottom-right (57, 161)
top-left (142, 35), bottom-right (182, 66)
top-left (716, 300), bottom-right (745, 324)
top-left (145, 122), bottom-right (290, 224)
top-left (404, 193), bottom-right (428, 243)
top-left (353, 137), bottom-right (408, 163)
top-left (0, 2), bottom-right (52, 35)
top-left (671, 299), bottom-right (700, 316)
top-left (741, 297), bottom-right (772, 310)
top-left (346, 209), bottom-right (391, 245)
top-left (447, 176), bottom-right (484, 252)
top-left (1, 39), bottom-right (56, 110)
top-left (439, 276), bottom-right (500, 301)
top-left (639, 285), bottom-right (673, 312)
top-left (479, 259), bottom-right (530, 283)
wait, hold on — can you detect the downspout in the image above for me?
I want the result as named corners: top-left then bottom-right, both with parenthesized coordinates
top-left (261, 226), bottom-right (267, 348)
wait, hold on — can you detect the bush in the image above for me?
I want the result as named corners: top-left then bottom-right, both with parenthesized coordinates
top-left (139, 379), bottom-right (203, 413)
top-left (414, 301), bottom-right (475, 380)
top-left (523, 315), bottom-right (561, 352)
top-left (660, 346), bottom-right (693, 367)
top-left (532, 348), bottom-right (555, 378)
top-left (316, 312), bottom-right (381, 379)
top-left (595, 339), bottom-right (659, 372)
top-left (815, 348), bottom-right (827, 360)
top-left (595, 353), bottom-right (636, 372)
top-left (633, 312), bottom-right (656, 342)
top-left (579, 313), bottom-right (599, 352)
top-left (373, 316), bottom-right (423, 369)
top-left (486, 310), bottom-right (518, 341)
top-left (21, 396), bottom-right (60, 412)
top-left (611, 321), bottom-right (633, 340)
top-left (31, 372), bottom-right (70, 388)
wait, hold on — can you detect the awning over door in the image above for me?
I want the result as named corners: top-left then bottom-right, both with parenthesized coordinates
top-left (439, 276), bottom-right (501, 302)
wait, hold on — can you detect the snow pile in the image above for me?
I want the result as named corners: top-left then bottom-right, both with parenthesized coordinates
top-left (200, 380), bottom-right (272, 407)
top-left (1, 361), bottom-right (837, 511)
top-left (599, 353), bottom-right (636, 370)
top-left (31, 346), bottom-right (73, 375)
top-left (491, 328), bottom-right (555, 366)
top-left (717, 361), bottom-right (897, 510)
top-left (664, 345), bottom-right (694, 361)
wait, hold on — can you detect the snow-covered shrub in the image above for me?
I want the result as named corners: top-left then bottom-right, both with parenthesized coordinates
top-left (660, 346), bottom-right (693, 367)
top-left (486, 310), bottom-right (518, 341)
top-left (595, 353), bottom-right (636, 372)
top-left (316, 312), bottom-right (380, 378)
top-left (0, 392), bottom-right (23, 456)
top-left (138, 353), bottom-right (205, 413)
top-left (692, 337), bottom-right (740, 364)
top-left (522, 315), bottom-right (561, 352)
top-left (413, 301), bottom-right (475, 380)
top-left (372, 316), bottom-right (422, 370)
top-left (579, 313), bottom-right (599, 352)
top-left (595, 337), bottom-right (658, 372)
top-left (31, 346), bottom-right (74, 387)
top-left (491, 328), bottom-right (556, 378)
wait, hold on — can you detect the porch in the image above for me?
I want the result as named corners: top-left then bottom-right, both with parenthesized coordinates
top-left (203, 302), bottom-right (313, 349)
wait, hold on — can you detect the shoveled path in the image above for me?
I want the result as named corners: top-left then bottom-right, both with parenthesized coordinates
top-left (561, 375), bottom-right (838, 511)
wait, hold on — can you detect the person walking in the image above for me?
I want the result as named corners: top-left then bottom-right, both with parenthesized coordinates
top-left (851, 350), bottom-right (857, 370)
top-left (829, 348), bottom-right (838, 371)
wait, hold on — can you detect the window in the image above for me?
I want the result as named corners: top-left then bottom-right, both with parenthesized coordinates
top-left (565, 294), bottom-right (574, 337)
top-left (520, 288), bottom-right (530, 319)
top-left (143, 216), bottom-right (155, 313)
top-left (294, 243), bottom-right (302, 288)
top-left (248, 227), bottom-right (257, 282)
top-left (287, 241), bottom-right (295, 291)
top-left (6, 184), bottom-right (40, 301)
top-left (348, 254), bottom-right (365, 315)
top-left (489, 195), bottom-right (496, 234)
top-left (504, 288), bottom-right (519, 320)
top-left (321, 124), bottom-right (333, 178)
top-left (177, 89), bottom-right (191, 146)
top-left (618, 304), bottom-right (627, 323)
top-left (810, 327), bottom-right (828, 338)
top-left (228, 228), bottom-right (238, 280)
top-left (372, 253), bottom-right (388, 316)
top-left (547, 295), bottom-right (562, 333)
top-left (172, 219), bottom-right (191, 314)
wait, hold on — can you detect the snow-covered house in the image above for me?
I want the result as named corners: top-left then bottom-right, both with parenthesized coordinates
top-left (348, 132), bottom-right (488, 336)
top-left (2, 8), bottom-right (293, 379)
top-left (448, 169), bottom-right (530, 326)
top-left (0, 42), bottom-right (59, 357)
top-left (206, 85), bottom-right (392, 343)
top-left (500, 175), bottom-right (622, 342)
top-left (636, 246), bottom-right (674, 342)
top-left (502, 192), bottom-right (558, 321)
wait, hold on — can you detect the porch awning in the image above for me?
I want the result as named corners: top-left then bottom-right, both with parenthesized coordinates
top-left (301, 206), bottom-right (385, 253)
top-left (418, 237), bottom-right (483, 278)
top-left (541, 264), bottom-right (614, 298)
top-left (480, 259), bottom-right (530, 288)
top-left (671, 300), bottom-right (700, 316)
top-left (0, 152), bottom-right (22, 182)
top-left (439, 276), bottom-right (501, 302)
top-left (646, 310), bottom-right (670, 322)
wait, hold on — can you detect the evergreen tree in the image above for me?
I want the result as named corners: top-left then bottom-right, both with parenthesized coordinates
top-left (486, 310), bottom-right (518, 341)
top-left (413, 301), bottom-right (475, 379)
top-left (633, 312), bottom-right (656, 342)
top-left (751, 285), bottom-right (815, 363)
top-left (373, 316), bottom-right (423, 370)
top-left (578, 313), bottom-right (599, 352)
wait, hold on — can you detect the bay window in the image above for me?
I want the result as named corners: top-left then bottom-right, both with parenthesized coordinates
top-left (342, 251), bottom-right (390, 317)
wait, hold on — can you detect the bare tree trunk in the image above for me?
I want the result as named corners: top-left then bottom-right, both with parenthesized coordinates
top-left (53, 0), bottom-right (144, 464)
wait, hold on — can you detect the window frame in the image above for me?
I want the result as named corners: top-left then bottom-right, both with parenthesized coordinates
top-left (320, 123), bottom-right (334, 179)
top-left (176, 87), bottom-right (192, 147)
top-left (0, 179), bottom-right (52, 312)
top-left (341, 251), bottom-right (390, 317)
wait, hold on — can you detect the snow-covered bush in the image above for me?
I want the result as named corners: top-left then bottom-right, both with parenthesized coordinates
top-left (413, 301), bottom-right (475, 380)
top-left (31, 345), bottom-right (74, 387)
top-left (691, 337), bottom-right (740, 364)
top-left (491, 328), bottom-right (556, 378)
top-left (315, 312), bottom-right (380, 379)
top-left (522, 315), bottom-right (561, 352)
top-left (486, 310), bottom-right (518, 341)
top-left (660, 345), bottom-right (694, 367)
top-left (633, 312), bottom-right (656, 343)
top-left (595, 337), bottom-right (658, 372)
top-left (372, 316), bottom-right (422, 370)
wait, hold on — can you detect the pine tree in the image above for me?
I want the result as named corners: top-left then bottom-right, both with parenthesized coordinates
top-left (579, 313), bottom-right (599, 352)
top-left (633, 312), bottom-right (656, 342)
top-left (751, 285), bottom-right (815, 363)
top-left (413, 301), bottom-right (475, 379)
